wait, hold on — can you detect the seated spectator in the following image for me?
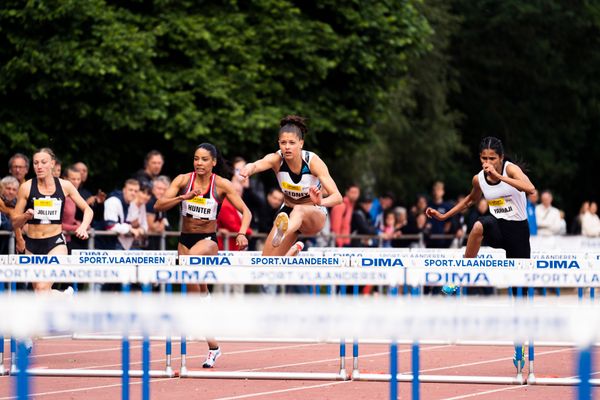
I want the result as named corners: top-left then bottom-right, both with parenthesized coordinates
top-left (582, 201), bottom-right (600, 237)
top-left (527, 189), bottom-right (538, 236)
top-left (8, 153), bottom-right (29, 185)
top-left (330, 184), bottom-right (360, 247)
top-left (256, 188), bottom-right (284, 244)
top-left (61, 166), bottom-right (83, 249)
top-left (146, 175), bottom-right (171, 250)
top-left (0, 176), bottom-right (24, 253)
top-left (380, 209), bottom-right (396, 248)
top-left (102, 179), bottom-right (144, 250)
top-left (133, 150), bottom-right (164, 188)
top-left (350, 194), bottom-right (378, 247)
top-left (425, 181), bottom-right (454, 248)
top-left (466, 198), bottom-right (489, 233)
top-left (52, 158), bottom-right (62, 178)
top-left (371, 192), bottom-right (395, 230)
top-left (217, 174), bottom-right (253, 251)
top-left (570, 201), bottom-right (589, 235)
top-left (127, 182), bottom-right (152, 249)
top-left (535, 190), bottom-right (562, 236)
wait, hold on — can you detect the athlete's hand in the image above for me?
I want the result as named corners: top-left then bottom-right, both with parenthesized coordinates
top-left (482, 162), bottom-right (500, 179)
top-left (238, 163), bottom-right (254, 181)
top-left (309, 186), bottom-right (322, 206)
top-left (180, 190), bottom-right (200, 201)
top-left (236, 234), bottom-right (249, 251)
top-left (425, 207), bottom-right (446, 221)
top-left (75, 225), bottom-right (89, 240)
top-left (16, 237), bottom-right (25, 253)
top-left (25, 209), bottom-right (35, 220)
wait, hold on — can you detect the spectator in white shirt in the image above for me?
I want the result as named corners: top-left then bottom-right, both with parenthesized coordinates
top-left (582, 201), bottom-right (600, 237)
top-left (535, 190), bottom-right (562, 236)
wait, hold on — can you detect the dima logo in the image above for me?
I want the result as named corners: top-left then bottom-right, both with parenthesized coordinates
top-left (188, 256), bottom-right (231, 266)
top-left (361, 258), bottom-right (404, 267)
top-left (536, 260), bottom-right (580, 269)
top-left (19, 255), bottom-right (60, 264)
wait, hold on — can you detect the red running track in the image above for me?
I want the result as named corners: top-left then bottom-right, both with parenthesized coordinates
top-left (0, 338), bottom-right (597, 399)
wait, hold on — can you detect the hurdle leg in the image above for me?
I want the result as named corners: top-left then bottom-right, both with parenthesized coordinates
top-left (122, 283), bottom-right (130, 400)
top-left (165, 283), bottom-right (174, 376)
top-left (15, 341), bottom-right (30, 400)
top-left (339, 340), bottom-right (347, 379)
top-left (390, 341), bottom-right (398, 400)
top-left (527, 287), bottom-right (536, 383)
top-left (0, 282), bottom-right (4, 376)
top-left (412, 343), bottom-right (420, 400)
top-left (10, 338), bottom-right (17, 375)
top-left (351, 340), bottom-right (360, 379)
top-left (577, 347), bottom-right (592, 400)
top-left (142, 284), bottom-right (151, 400)
top-left (180, 284), bottom-right (188, 375)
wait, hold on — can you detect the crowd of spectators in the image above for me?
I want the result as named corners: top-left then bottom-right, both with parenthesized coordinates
top-left (1, 150), bottom-right (599, 256)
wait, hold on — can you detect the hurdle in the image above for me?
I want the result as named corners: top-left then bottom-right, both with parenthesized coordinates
top-left (2, 293), bottom-right (600, 400)
top-left (136, 254), bottom-right (405, 381)
top-left (1, 253), bottom-right (177, 379)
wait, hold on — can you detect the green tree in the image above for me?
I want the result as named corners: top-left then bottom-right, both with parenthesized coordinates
top-left (333, 0), bottom-right (465, 203)
top-left (0, 0), bottom-right (432, 190)
top-left (449, 0), bottom-right (600, 218)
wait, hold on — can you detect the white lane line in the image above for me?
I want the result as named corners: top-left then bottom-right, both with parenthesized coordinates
top-left (211, 381), bottom-right (351, 400)
top-left (404, 347), bottom-right (576, 374)
top-left (0, 378), bottom-right (173, 400)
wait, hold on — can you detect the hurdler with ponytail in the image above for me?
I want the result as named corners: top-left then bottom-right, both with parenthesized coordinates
top-left (154, 141), bottom-right (252, 369)
top-left (239, 114), bottom-right (343, 257)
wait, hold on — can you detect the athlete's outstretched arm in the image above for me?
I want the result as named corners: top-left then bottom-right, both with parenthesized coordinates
top-left (308, 155), bottom-right (342, 208)
top-left (154, 174), bottom-right (196, 212)
top-left (239, 153), bottom-right (280, 180)
top-left (488, 163), bottom-right (535, 195)
top-left (426, 175), bottom-right (483, 221)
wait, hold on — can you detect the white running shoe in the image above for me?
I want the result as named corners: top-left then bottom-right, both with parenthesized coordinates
top-left (202, 347), bottom-right (222, 368)
top-left (289, 241), bottom-right (304, 256)
top-left (272, 212), bottom-right (289, 248)
top-left (64, 286), bottom-right (74, 297)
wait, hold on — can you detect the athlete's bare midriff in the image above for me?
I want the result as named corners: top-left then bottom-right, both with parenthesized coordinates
top-left (181, 217), bottom-right (217, 234)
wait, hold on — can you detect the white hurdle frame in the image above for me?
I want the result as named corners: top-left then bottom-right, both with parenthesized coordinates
top-left (3, 252), bottom-right (177, 379)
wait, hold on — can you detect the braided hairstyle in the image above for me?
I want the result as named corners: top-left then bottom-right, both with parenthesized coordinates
top-left (479, 137), bottom-right (504, 157)
top-left (279, 115), bottom-right (308, 139)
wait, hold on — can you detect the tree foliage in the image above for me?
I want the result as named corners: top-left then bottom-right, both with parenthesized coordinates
top-left (0, 0), bottom-right (432, 189)
top-left (333, 0), bottom-right (465, 202)
top-left (449, 0), bottom-right (600, 215)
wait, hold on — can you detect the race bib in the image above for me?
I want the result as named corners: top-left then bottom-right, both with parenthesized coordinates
top-left (33, 198), bottom-right (62, 223)
top-left (487, 197), bottom-right (516, 218)
top-left (281, 181), bottom-right (307, 199)
top-left (182, 197), bottom-right (218, 220)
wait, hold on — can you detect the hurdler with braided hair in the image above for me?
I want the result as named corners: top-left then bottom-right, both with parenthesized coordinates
top-left (240, 115), bottom-right (342, 256)
top-left (425, 136), bottom-right (536, 372)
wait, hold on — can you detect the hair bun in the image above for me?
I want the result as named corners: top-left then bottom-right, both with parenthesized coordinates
top-left (280, 115), bottom-right (308, 136)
